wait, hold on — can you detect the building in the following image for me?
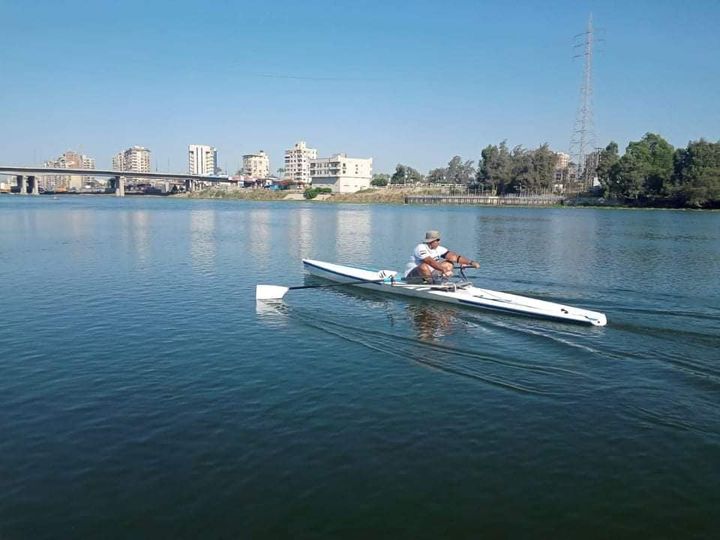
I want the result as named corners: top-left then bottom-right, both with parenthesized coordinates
top-left (242, 150), bottom-right (270, 178)
top-left (284, 141), bottom-right (317, 185)
top-left (113, 146), bottom-right (151, 173)
top-left (188, 144), bottom-right (218, 176)
top-left (112, 146), bottom-right (151, 185)
top-left (42, 150), bottom-right (96, 191)
top-left (553, 151), bottom-right (571, 190)
top-left (555, 152), bottom-right (570, 170)
top-left (310, 153), bottom-right (373, 194)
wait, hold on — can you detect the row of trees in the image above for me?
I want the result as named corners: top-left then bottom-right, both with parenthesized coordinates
top-left (374, 134), bottom-right (719, 208)
top-left (596, 134), bottom-right (720, 208)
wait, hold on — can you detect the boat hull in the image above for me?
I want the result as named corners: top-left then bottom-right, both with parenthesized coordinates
top-left (302, 259), bottom-right (607, 327)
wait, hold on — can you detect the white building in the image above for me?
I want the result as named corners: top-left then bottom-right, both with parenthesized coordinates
top-left (188, 144), bottom-right (218, 176)
top-left (310, 153), bottom-right (373, 194)
top-left (243, 150), bottom-right (270, 178)
top-left (284, 141), bottom-right (317, 185)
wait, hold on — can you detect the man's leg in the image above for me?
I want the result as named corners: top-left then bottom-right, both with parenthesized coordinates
top-left (406, 263), bottom-right (433, 284)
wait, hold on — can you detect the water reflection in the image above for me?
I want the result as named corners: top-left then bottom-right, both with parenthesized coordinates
top-left (119, 210), bottom-right (151, 266)
top-left (336, 209), bottom-right (371, 262)
top-left (407, 303), bottom-right (456, 343)
top-left (189, 210), bottom-right (216, 272)
top-left (289, 277), bottom-right (459, 344)
top-left (247, 209), bottom-right (271, 263)
top-left (130, 211), bottom-right (150, 265)
top-left (292, 208), bottom-right (315, 260)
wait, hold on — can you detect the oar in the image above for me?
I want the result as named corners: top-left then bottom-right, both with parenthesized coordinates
top-left (256, 277), bottom-right (387, 300)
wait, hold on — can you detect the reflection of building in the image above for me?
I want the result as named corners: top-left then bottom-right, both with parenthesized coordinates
top-left (42, 150), bottom-right (96, 191)
top-left (189, 144), bottom-right (219, 176)
top-left (335, 208), bottom-right (371, 260)
top-left (243, 150), bottom-right (270, 178)
top-left (310, 154), bottom-right (372, 193)
top-left (284, 141), bottom-right (317, 185)
top-left (113, 146), bottom-right (151, 183)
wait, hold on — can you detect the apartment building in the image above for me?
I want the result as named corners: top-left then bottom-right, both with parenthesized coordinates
top-left (310, 153), bottom-right (373, 194)
top-left (284, 141), bottom-right (317, 185)
top-left (42, 150), bottom-right (96, 191)
top-left (242, 150), bottom-right (270, 178)
top-left (113, 146), bottom-right (151, 173)
top-left (188, 144), bottom-right (218, 176)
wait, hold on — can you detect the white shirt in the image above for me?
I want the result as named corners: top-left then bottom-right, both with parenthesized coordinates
top-left (405, 242), bottom-right (448, 277)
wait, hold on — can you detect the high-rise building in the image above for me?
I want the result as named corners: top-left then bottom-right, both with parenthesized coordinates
top-left (284, 141), bottom-right (317, 185)
top-left (113, 146), bottom-right (151, 173)
top-left (112, 146), bottom-right (151, 184)
top-left (310, 153), bottom-right (373, 194)
top-left (242, 150), bottom-right (270, 178)
top-left (188, 144), bottom-right (218, 176)
top-left (42, 150), bottom-right (96, 191)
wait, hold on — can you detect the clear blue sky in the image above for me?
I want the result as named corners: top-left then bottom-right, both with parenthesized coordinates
top-left (2, 0), bottom-right (718, 174)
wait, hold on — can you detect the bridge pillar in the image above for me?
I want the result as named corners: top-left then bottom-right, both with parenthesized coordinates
top-left (185, 179), bottom-right (194, 192)
top-left (114, 176), bottom-right (125, 197)
top-left (29, 175), bottom-right (39, 195)
top-left (16, 175), bottom-right (26, 194)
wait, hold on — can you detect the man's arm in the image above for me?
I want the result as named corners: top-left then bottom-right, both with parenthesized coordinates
top-left (445, 251), bottom-right (480, 269)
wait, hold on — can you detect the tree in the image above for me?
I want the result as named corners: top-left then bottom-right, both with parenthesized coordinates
top-left (446, 156), bottom-right (476, 184)
top-left (391, 164), bottom-right (423, 184)
top-left (614, 133), bottom-right (674, 199)
top-left (672, 139), bottom-right (720, 207)
top-left (371, 173), bottom-right (389, 187)
top-left (596, 142), bottom-right (620, 197)
top-left (528, 144), bottom-right (557, 191)
top-left (478, 141), bottom-right (512, 194)
top-left (426, 167), bottom-right (447, 184)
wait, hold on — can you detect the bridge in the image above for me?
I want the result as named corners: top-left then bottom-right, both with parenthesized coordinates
top-left (0, 165), bottom-right (235, 197)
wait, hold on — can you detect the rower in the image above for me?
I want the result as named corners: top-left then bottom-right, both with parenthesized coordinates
top-left (404, 230), bottom-right (480, 284)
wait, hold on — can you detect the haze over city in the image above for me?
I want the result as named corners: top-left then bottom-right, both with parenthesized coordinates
top-left (2, 0), bottom-right (718, 174)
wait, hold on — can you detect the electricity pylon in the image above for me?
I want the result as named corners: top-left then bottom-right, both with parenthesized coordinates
top-left (569, 14), bottom-right (597, 192)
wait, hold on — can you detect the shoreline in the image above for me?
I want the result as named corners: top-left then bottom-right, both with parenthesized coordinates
top-left (3, 189), bottom-right (715, 210)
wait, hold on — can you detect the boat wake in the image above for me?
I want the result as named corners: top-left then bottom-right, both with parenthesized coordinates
top-left (260, 298), bottom-right (600, 398)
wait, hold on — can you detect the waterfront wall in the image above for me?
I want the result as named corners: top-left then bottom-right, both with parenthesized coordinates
top-left (405, 195), bottom-right (565, 206)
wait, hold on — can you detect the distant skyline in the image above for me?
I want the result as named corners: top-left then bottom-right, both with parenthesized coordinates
top-left (2, 0), bottom-right (718, 174)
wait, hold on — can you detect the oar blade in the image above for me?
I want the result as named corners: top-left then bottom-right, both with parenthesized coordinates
top-left (256, 284), bottom-right (290, 301)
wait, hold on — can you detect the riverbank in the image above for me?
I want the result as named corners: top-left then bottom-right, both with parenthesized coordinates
top-left (183, 187), bottom-right (415, 204)
top-left (178, 187), bottom-right (718, 209)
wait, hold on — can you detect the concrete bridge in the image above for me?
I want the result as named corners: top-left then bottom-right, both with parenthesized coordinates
top-left (0, 165), bottom-right (235, 197)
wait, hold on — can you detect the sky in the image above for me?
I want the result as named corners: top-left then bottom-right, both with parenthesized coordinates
top-left (1, 0), bottom-right (719, 174)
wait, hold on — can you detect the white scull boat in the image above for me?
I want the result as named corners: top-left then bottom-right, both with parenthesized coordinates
top-left (290, 259), bottom-right (607, 327)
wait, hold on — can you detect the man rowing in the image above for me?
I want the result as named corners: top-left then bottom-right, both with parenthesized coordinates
top-left (404, 230), bottom-right (480, 284)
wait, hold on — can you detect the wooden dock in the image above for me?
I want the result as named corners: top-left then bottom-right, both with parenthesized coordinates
top-left (405, 195), bottom-right (565, 206)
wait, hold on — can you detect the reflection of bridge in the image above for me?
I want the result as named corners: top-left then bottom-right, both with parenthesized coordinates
top-left (0, 165), bottom-right (235, 197)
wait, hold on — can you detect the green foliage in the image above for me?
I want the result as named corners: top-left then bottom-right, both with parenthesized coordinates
top-left (391, 164), bottom-right (424, 184)
top-left (446, 156), bottom-right (476, 184)
top-left (477, 141), bottom-right (512, 194)
top-left (426, 156), bottom-right (475, 184)
top-left (370, 173), bottom-right (389, 187)
top-left (597, 142), bottom-right (620, 196)
top-left (303, 187), bottom-right (332, 199)
top-left (427, 168), bottom-right (446, 183)
top-left (672, 139), bottom-right (720, 207)
top-left (613, 133), bottom-right (674, 199)
top-left (477, 142), bottom-right (556, 194)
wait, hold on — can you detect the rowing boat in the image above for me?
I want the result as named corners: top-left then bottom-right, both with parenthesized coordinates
top-left (297, 259), bottom-right (607, 326)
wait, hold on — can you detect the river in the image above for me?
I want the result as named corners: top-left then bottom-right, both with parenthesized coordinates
top-left (1, 196), bottom-right (718, 538)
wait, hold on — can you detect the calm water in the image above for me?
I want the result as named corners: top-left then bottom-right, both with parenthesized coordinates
top-left (1, 196), bottom-right (719, 539)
